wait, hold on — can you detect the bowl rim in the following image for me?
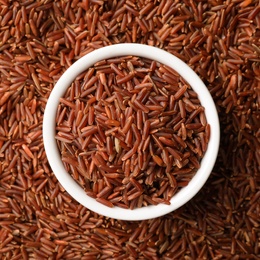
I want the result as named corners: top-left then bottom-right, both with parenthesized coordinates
top-left (43, 43), bottom-right (220, 221)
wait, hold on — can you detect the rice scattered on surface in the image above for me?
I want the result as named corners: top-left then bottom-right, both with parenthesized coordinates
top-left (0, 0), bottom-right (259, 258)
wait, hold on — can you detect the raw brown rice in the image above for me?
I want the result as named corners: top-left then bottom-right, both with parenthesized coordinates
top-left (0, 0), bottom-right (259, 259)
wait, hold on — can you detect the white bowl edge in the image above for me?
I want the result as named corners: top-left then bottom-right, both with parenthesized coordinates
top-left (43, 43), bottom-right (220, 221)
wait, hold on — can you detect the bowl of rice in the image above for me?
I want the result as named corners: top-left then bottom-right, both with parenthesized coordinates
top-left (43, 43), bottom-right (220, 221)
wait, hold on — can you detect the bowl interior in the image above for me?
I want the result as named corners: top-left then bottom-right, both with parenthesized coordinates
top-left (43, 43), bottom-right (220, 221)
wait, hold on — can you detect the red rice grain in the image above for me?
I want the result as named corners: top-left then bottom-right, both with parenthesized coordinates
top-left (56, 56), bottom-right (210, 209)
top-left (0, 0), bottom-right (259, 259)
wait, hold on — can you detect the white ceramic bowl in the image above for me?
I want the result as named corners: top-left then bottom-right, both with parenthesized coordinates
top-left (43, 43), bottom-right (220, 221)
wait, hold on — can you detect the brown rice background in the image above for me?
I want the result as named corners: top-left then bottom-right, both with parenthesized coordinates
top-left (0, 0), bottom-right (259, 259)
